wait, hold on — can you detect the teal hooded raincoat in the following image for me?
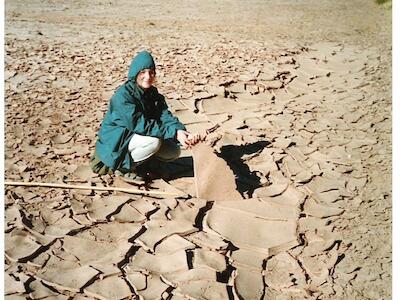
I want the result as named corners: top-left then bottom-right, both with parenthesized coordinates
top-left (94, 51), bottom-right (186, 171)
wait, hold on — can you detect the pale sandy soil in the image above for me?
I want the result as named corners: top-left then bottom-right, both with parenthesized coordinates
top-left (4, 0), bottom-right (392, 299)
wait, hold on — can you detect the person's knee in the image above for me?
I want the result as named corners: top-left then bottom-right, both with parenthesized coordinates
top-left (130, 136), bottom-right (162, 162)
top-left (145, 137), bottom-right (162, 154)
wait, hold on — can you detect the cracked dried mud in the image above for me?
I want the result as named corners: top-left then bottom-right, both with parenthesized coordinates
top-left (4, 0), bottom-right (391, 299)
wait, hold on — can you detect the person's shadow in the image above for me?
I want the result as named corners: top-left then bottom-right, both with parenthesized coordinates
top-left (165, 140), bottom-right (269, 198)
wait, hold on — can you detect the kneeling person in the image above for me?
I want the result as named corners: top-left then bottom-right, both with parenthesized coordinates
top-left (91, 50), bottom-right (200, 183)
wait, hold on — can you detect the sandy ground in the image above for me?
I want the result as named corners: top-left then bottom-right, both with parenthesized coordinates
top-left (4, 0), bottom-right (392, 299)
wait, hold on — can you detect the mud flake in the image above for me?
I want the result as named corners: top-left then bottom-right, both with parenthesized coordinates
top-left (185, 231), bottom-right (229, 251)
top-left (5, 205), bottom-right (24, 231)
top-left (128, 248), bottom-right (188, 274)
top-left (347, 138), bottom-right (377, 150)
top-left (263, 185), bottom-right (306, 207)
top-left (5, 230), bottom-right (44, 262)
top-left (192, 142), bottom-right (242, 202)
top-left (51, 133), bottom-right (74, 144)
top-left (205, 112), bottom-right (231, 125)
top-left (27, 251), bottom-right (51, 268)
top-left (53, 146), bottom-right (77, 156)
top-left (5, 273), bottom-right (26, 295)
top-left (70, 145), bottom-right (90, 157)
top-left (23, 144), bottom-right (48, 157)
top-left (75, 223), bottom-right (142, 243)
top-left (173, 109), bottom-right (209, 124)
top-left (176, 280), bottom-right (229, 299)
top-left (87, 195), bottom-right (131, 221)
top-left (294, 170), bottom-right (314, 183)
top-left (178, 98), bottom-right (198, 113)
top-left (193, 249), bottom-right (226, 272)
top-left (307, 176), bottom-right (346, 193)
top-left (129, 197), bottom-right (158, 215)
top-left (48, 111), bottom-right (72, 124)
top-left (91, 264), bottom-right (122, 277)
top-left (84, 275), bottom-right (134, 300)
top-left (310, 162), bottom-right (323, 176)
top-left (4, 69), bottom-right (17, 80)
top-left (44, 217), bottom-right (85, 237)
top-left (201, 96), bottom-right (247, 115)
top-left (302, 232), bottom-right (337, 257)
top-left (204, 200), bottom-right (298, 254)
top-left (205, 85), bottom-right (225, 97)
top-left (264, 252), bottom-right (306, 289)
top-left (234, 267), bottom-right (264, 300)
top-left (163, 267), bottom-right (217, 285)
top-left (312, 190), bottom-right (342, 204)
top-left (136, 275), bottom-right (170, 300)
top-left (62, 235), bottom-right (131, 265)
top-left (303, 197), bottom-right (344, 218)
top-left (111, 203), bottom-right (146, 223)
top-left (235, 92), bottom-right (273, 106)
top-left (261, 80), bottom-right (283, 89)
top-left (230, 248), bottom-right (266, 270)
top-left (286, 147), bottom-right (308, 164)
top-left (346, 176), bottom-right (367, 192)
top-left (72, 165), bottom-right (94, 181)
top-left (269, 170), bottom-right (291, 185)
top-left (147, 205), bottom-right (170, 221)
top-left (28, 279), bottom-right (60, 299)
top-left (335, 164), bottom-right (354, 174)
top-left (36, 265), bottom-right (100, 293)
top-left (125, 271), bottom-right (147, 291)
top-left (70, 197), bottom-right (88, 215)
top-left (213, 198), bottom-right (298, 220)
top-left (253, 182), bottom-right (288, 197)
top-left (298, 248), bottom-right (339, 286)
top-left (298, 216), bottom-right (329, 233)
top-left (168, 200), bottom-right (204, 224)
top-left (249, 155), bottom-right (278, 177)
top-left (137, 219), bottom-right (197, 251)
top-left (227, 82), bottom-right (246, 94)
top-left (284, 156), bottom-right (304, 176)
top-left (154, 234), bottom-right (195, 255)
top-left (266, 287), bottom-right (311, 300)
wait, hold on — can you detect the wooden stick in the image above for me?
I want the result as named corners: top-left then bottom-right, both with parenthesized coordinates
top-left (4, 181), bottom-right (180, 197)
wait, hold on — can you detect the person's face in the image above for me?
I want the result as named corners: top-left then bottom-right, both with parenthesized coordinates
top-left (136, 68), bottom-right (156, 90)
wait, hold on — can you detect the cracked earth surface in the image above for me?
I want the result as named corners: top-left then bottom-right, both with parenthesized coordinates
top-left (4, 0), bottom-right (391, 299)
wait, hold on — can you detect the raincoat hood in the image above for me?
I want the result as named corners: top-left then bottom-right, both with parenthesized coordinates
top-left (127, 51), bottom-right (156, 81)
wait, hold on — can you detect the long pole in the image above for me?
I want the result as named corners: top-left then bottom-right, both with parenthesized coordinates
top-left (4, 181), bottom-right (180, 197)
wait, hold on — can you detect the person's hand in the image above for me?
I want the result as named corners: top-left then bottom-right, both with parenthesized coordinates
top-left (176, 130), bottom-right (203, 148)
top-left (176, 130), bottom-right (191, 148)
top-left (186, 132), bottom-right (202, 147)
